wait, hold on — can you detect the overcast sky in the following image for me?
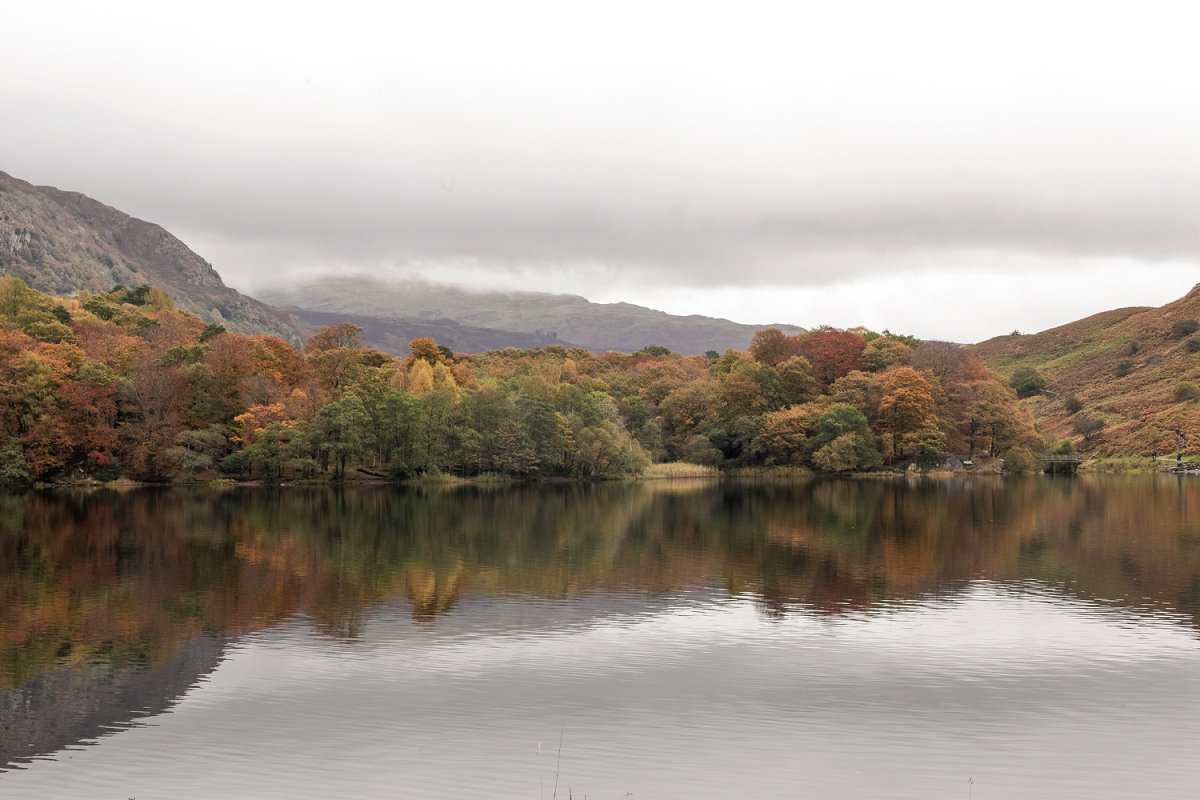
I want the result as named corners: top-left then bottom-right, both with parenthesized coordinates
top-left (4, 0), bottom-right (1199, 341)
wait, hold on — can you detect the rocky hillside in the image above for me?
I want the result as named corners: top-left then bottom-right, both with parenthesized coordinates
top-left (0, 170), bottom-right (300, 340)
top-left (972, 284), bottom-right (1200, 456)
top-left (261, 276), bottom-right (805, 355)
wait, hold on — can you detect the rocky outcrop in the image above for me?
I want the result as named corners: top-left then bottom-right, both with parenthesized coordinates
top-left (0, 170), bottom-right (301, 341)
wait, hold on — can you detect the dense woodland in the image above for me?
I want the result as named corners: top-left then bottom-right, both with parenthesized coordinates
top-left (0, 277), bottom-right (1041, 483)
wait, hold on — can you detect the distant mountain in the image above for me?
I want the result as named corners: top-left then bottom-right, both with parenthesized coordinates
top-left (290, 307), bottom-right (575, 354)
top-left (0, 170), bottom-right (301, 340)
top-left (260, 276), bottom-right (805, 355)
top-left (0, 169), bottom-right (803, 355)
top-left (971, 284), bottom-right (1200, 456)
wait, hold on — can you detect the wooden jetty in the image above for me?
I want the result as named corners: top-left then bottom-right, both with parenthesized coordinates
top-left (1043, 454), bottom-right (1082, 474)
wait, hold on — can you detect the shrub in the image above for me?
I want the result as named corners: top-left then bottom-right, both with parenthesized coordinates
top-left (1003, 445), bottom-right (1036, 473)
top-left (1063, 393), bottom-right (1082, 415)
top-left (1114, 360), bottom-right (1134, 377)
top-left (0, 442), bottom-right (32, 484)
top-left (219, 451), bottom-right (247, 476)
top-left (1186, 336), bottom-right (1200, 353)
top-left (1072, 415), bottom-right (1105, 441)
top-left (1052, 439), bottom-right (1076, 455)
top-left (812, 432), bottom-right (882, 472)
top-left (1173, 381), bottom-right (1200, 403)
top-left (1172, 319), bottom-right (1199, 339)
top-left (679, 435), bottom-right (723, 467)
top-left (199, 323), bottom-right (226, 342)
top-left (1009, 366), bottom-right (1048, 398)
top-left (1127, 340), bottom-right (1141, 355)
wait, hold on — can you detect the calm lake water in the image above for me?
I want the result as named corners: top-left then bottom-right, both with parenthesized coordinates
top-left (2, 477), bottom-right (1199, 799)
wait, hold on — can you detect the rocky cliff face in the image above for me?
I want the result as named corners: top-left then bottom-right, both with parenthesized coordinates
top-left (0, 170), bottom-right (300, 340)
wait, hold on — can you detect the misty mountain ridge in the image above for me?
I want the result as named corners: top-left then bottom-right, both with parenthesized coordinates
top-left (1, 169), bottom-right (805, 356)
top-left (259, 275), bottom-right (806, 355)
top-left (291, 307), bottom-right (574, 354)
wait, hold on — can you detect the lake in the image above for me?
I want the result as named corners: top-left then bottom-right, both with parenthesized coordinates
top-left (2, 477), bottom-right (1199, 798)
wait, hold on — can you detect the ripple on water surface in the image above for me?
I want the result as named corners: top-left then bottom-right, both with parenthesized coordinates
top-left (3, 583), bottom-right (1199, 800)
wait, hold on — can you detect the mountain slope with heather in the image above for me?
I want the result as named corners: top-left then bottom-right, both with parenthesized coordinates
top-left (260, 276), bottom-right (806, 355)
top-left (0, 170), bottom-right (301, 340)
top-left (971, 284), bottom-right (1200, 456)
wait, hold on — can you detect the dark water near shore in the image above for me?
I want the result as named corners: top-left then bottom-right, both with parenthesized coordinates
top-left (1, 477), bottom-right (1199, 798)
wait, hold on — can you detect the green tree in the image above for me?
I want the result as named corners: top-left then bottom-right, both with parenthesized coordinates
top-left (806, 404), bottom-right (881, 471)
top-left (317, 393), bottom-right (370, 478)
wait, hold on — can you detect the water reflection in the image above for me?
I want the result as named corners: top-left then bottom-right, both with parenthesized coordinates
top-left (7, 478), bottom-right (1200, 678)
top-left (2, 477), bottom-right (1200, 792)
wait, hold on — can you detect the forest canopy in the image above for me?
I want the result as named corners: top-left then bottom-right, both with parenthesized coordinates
top-left (0, 278), bottom-right (1041, 483)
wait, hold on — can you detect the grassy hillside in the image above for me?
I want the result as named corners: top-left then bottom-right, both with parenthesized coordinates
top-left (260, 276), bottom-right (805, 355)
top-left (972, 284), bottom-right (1200, 456)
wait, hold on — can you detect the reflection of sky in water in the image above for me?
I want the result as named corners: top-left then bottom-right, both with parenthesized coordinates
top-left (5, 582), bottom-right (1199, 800)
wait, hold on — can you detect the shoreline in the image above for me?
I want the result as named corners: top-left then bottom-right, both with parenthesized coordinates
top-left (18, 455), bottom-right (1200, 491)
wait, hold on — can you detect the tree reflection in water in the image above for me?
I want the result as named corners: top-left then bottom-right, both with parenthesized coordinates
top-left (2, 476), bottom-right (1199, 694)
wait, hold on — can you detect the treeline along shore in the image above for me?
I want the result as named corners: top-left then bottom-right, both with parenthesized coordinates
top-left (0, 277), bottom-right (1044, 484)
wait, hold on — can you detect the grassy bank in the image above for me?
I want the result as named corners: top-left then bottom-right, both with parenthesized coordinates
top-left (1077, 455), bottom-right (1200, 474)
top-left (641, 462), bottom-right (722, 479)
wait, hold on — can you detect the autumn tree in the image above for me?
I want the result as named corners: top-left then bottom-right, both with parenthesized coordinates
top-left (877, 368), bottom-right (943, 463)
top-left (777, 356), bottom-right (817, 405)
top-left (408, 359), bottom-right (434, 394)
top-left (753, 403), bottom-right (822, 465)
top-left (409, 337), bottom-right (443, 365)
top-left (308, 323), bottom-right (364, 352)
top-left (828, 371), bottom-right (883, 424)
top-left (749, 328), bottom-right (796, 366)
top-left (860, 336), bottom-right (913, 372)
top-left (793, 327), bottom-right (868, 389)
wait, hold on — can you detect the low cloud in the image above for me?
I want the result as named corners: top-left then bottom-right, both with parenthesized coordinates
top-left (3, 0), bottom-right (1198, 338)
